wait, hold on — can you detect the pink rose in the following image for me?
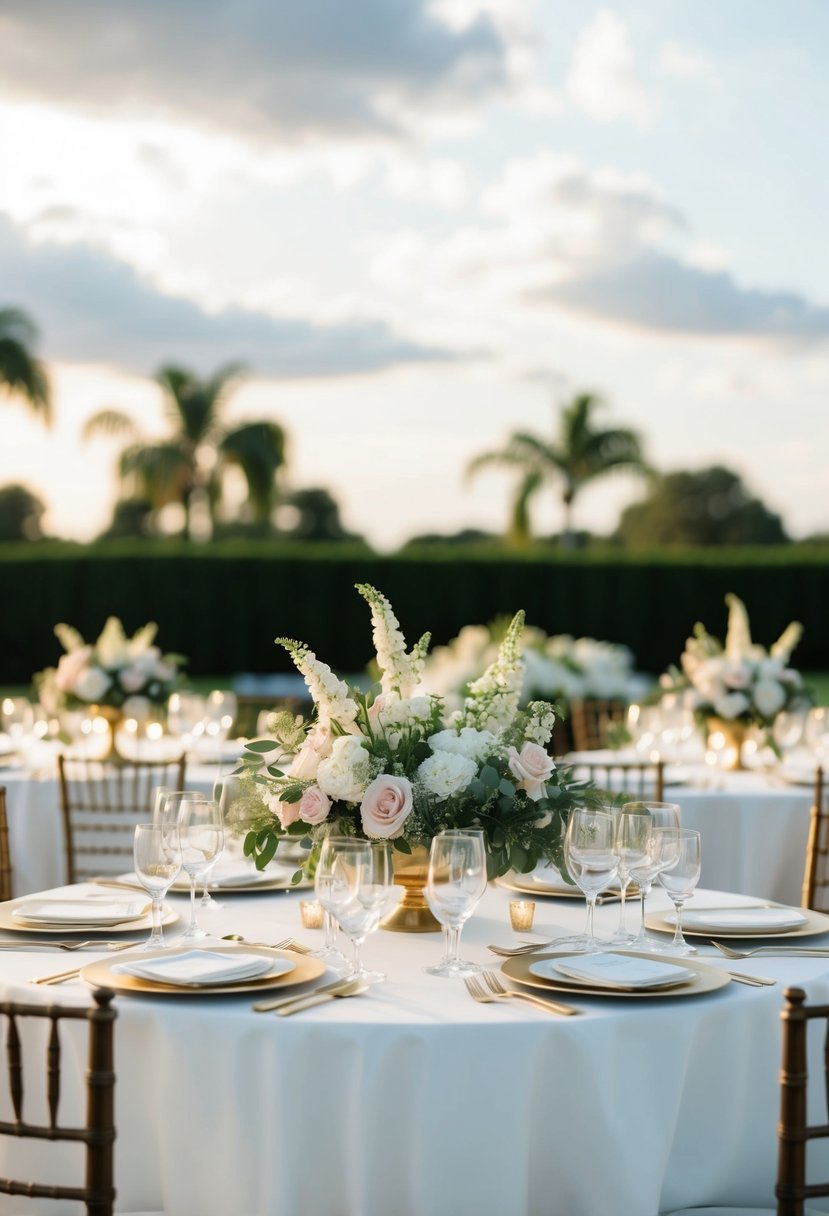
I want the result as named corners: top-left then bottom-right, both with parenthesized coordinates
top-left (54, 646), bottom-right (93, 692)
top-left (289, 725), bottom-right (332, 781)
top-left (507, 742), bottom-right (555, 802)
top-left (265, 789), bottom-right (300, 830)
top-left (360, 775), bottom-right (413, 839)
top-left (298, 785), bottom-right (331, 826)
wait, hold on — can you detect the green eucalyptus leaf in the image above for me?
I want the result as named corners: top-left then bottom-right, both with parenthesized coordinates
top-left (498, 778), bottom-right (516, 797)
top-left (245, 740), bottom-right (281, 754)
top-left (479, 765), bottom-right (500, 790)
top-left (281, 784), bottom-right (304, 804)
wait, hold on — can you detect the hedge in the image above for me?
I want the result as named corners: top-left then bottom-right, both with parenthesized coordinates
top-left (1, 541), bottom-right (827, 685)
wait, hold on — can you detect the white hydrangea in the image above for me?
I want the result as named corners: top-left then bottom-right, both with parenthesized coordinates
top-left (428, 727), bottom-right (495, 763)
top-left (417, 751), bottom-right (478, 800)
top-left (316, 735), bottom-right (371, 802)
top-left (753, 680), bottom-right (787, 720)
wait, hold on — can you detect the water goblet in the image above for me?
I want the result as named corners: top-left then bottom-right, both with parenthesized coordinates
top-left (425, 832), bottom-right (487, 977)
top-left (562, 808), bottom-right (619, 952)
top-left (624, 803), bottom-right (681, 950)
top-left (133, 823), bottom-right (181, 950)
top-left (609, 807), bottom-right (653, 945)
top-left (314, 836), bottom-right (359, 972)
top-left (655, 828), bottom-right (701, 956)
top-left (177, 798), bottom-right (224, 940)
top-left (331, 840), bottom-right (392, 983)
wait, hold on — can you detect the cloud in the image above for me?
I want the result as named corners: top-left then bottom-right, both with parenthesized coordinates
top-left (0, 0), bottom-right (516, 143)
top-left (566, 9), bottom-right (653, 124)
top-left (0, 216), bottom-right (452, 378)
top-left (657, 41), bottom-right (714, 81)
top-left (372, 152), bottom-right (829, 346)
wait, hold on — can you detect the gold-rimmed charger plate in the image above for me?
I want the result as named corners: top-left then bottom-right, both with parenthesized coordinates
top-left (0, 896), bottom-right (178, 936)
top-left (81, 945), bottom-right (325, 996)
top-left (645, 905), bottom-right (829, 940)
top-left (495, 874), bottom-right (628, 900)
top-left (502, 950), bottom-right (731, 999)
top-left (169, 873), bottom-right (312, 895)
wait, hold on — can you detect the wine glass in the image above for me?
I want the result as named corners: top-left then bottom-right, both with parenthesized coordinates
top-left (772, 710), bottom-right (807, 763)
top-left (805, 708), bottom-right (829, 765)
top-left (562, 808), bottom-right (619, 952)
top-left (202, 690), bottom-right (238, 761)
top-left (166, 692), bottom-right (206, 750)
top-left (133, 823), bottom-right (182, 950)
top-left (624, 803), bottom-right (681, 950)
top-left (314, 836), bottom-right (359, 972)
top-left (425, 832), bottom-right (487, 977)
top-left (177, 798), bottom-right (224, 940)
top-left (610, 808), bottom-right (653, 946)
top-left (317, 838), bottom-right (389, 982)
top-left (1, 696), bottom-right (35, 751)
top-left (656, 828), bottom-right (701, 956)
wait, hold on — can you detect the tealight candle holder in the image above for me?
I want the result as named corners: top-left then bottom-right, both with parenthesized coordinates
top-left (299, 899), bottom-right (325, 930)
top-left (509, 900), bottom-right (536, 932)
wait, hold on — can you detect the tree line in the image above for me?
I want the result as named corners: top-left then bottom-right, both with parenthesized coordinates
top-left (1, 305), bottom-right (823, 550)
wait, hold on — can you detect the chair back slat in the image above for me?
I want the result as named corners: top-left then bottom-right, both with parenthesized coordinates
top-left (58, 755), bottom-right (186, 884)
top-left (0, 990), bottom-right (116, 1215)
top-left (570, 699), bottom-right (627, 752)
top-left (574, 759), bottom-right (665, 804)
top-left (0, 787), bottom-right (11, 901)
top-left (777, 987), bottom-right (829, 1214)
top-left (802, 768), bottom-right (826, 912)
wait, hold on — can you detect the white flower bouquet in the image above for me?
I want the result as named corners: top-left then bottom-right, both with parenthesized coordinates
top-left (420, 622), bottom-right (645, 712)
top-left (235, 584), bottom-right (585, 880)
top-left (36, 617), bottom-right (184, 715)
top-left (659, 593), bottom-right (809, 730)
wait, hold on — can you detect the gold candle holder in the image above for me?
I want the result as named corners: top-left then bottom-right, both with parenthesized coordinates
top-left (509, 899), bottom-right (536, 932)
top-left (299, 899), bottom-right (324, 930)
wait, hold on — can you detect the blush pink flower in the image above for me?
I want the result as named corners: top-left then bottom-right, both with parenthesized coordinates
top-left (360, 775), bottom-right (413, 839)
top-left (506, 742), bottom-right (555, 802)
top-left (298, 785), bottom-right (331, 826)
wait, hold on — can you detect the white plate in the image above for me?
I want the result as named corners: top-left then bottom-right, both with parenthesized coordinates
top-left (114, 948), bottom-right (293, 987)
top-left (534, 953), bottom-right (694, 991)
top-left (668, 907), bottom-right (808, 933)
top-left (12, 898), bottom-right (149, 926)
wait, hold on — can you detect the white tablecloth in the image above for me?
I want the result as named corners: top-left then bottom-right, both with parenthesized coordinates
top-left (1, 883), bottom-right (829, 1216)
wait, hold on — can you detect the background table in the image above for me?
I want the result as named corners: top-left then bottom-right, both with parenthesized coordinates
top-left (1, 882), bottom-right (829, 1216)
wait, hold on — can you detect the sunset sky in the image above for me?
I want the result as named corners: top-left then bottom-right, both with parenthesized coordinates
top-left (1, 1), bottom-right (828, 547)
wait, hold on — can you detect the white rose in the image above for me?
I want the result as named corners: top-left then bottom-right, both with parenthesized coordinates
top-left (753, 680), bottom-right (787, 720)
top-left (506, 742), bottom-right (555, 802)
top-left (316, 735), bottom-right (370, 802)
top-left (119, 663), bottom-right (149, 693)
top-left (417, 751), bottom-right (477, 800)
top-left (74, 667), bottom-right (112, 703)
top-left (712, 691), bottom-right (750, 721)
top-left (428, 727), bottom-right (495, 763)
top-left (360, 775), bottom-right (413, 839)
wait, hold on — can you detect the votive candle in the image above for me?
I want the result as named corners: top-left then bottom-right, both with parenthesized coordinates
top-left (509, 900), bottom-right (536, 932)
top-left (299, 899), bottom-right (325, 930)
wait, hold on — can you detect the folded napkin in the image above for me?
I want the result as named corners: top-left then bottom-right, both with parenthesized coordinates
top-left (673, 907), bottom-right (807, 932)
top-left (114, 949), bottom-right (292, 987)
top-left (531, 953), bottom-right (693, 990)
top-left (12, 898), bottom-right (148, 925)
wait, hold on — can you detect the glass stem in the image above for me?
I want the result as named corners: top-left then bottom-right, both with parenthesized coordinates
top-left (446, 924), bottom-right (460, 965)
top-left (323, 910), bottom-right (337, 950)
top-left (189, 873), bottom-right (198, 931)
top-left (150, 893), bottom-right (163, 945)
top-left (637, 880), bottom-right (652, 939)
top-left (617, 875), bottom-right (629, 934)
top-left (352, 936), bottom-right (364, 976)
top-left (585, 897), bottom-right (597, 947)
top-left (671, 897), bottom-right (686, 948)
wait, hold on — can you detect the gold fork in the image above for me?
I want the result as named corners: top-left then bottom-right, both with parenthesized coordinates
top-left (711, 940), bottom-right (829, 960)
top-left (464, 972), bottom-right (580, 1016)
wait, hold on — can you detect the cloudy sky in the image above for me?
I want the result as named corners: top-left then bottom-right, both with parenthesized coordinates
top-left (1, 0), bottom-right (828, 546)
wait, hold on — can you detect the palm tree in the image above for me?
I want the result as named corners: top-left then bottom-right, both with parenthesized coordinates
top-left (0, 308), bottom-right (51, 425)
top-left (467, 392), bottom-right (650, 547)
top-left (83, 363), bottom-right (286, 538)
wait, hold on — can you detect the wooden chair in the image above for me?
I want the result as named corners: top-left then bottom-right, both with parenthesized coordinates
top-left (57, 754), bottom-right (186, 884)
top-left (802, 768), bottom-right (827, 912)
top-left (572, 758), bottom-right (665, 803)
top-left (0, 787), bottom-right (11, 901)
top-left (0, 988), bottom-right (116, 1215)
top-left (666, 985), bottom-right (829, 1215)
top-left (570, 698), bottom-right (627, 752)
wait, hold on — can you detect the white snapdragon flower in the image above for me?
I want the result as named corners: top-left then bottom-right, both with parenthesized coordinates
top-left (95, 617), bottom-right (133, 669)
top-left (376, 695), bottom-right (433, 730)
top-left (356, 583), bottom-right (430, 697)
top-left (276, 638), bottom-right (358, 730)
top-left (459, 611), bottom-right (525, 734)
top-left (316, 735), bottom-right (371, 802)
top-left (417, 751), bottom-right (478, 800)
top-left (428, 727), bottom-right (495, 763)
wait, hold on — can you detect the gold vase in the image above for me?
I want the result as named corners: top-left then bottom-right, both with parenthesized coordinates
top-left (381, 844), bottom-right (441, 933)
top-left (706, 717), bottom-right (747, 771)
top-left (88, 704), bottom-right (123, 761)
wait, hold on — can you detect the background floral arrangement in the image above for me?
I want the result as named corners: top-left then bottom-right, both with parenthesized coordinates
top-left (418, 620), bottom-right (648, 713)
top-left (36, 617), bottom-right (184, 716)
top-left (235, 584), bottom-right (586, 880)
top-left (659, 593), bottom-right (809, 729)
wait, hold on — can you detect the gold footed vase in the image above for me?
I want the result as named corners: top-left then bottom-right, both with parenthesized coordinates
top-left (89, 705), bottom-right (124, 761)
top-left (707, 717), bottom-right (747, 771)
top-left (381, 844), bottom-right (440, 933)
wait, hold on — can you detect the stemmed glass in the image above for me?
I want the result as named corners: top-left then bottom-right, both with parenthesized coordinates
top-left (562, 808), bottom-right (619, 953)
top-left (425, 831), bottom-right (487, 977)
top-left (166, 692), bottom-right (206, 751)
top-left (319, 838), bottom-right (391, 983)
top-left (133, 823), bottom-right (181, 950)
top-left (625, 802), bottom-right (681, 950)
top-left (313, 836), bottom-right (359, 972)
top-left (805, 708), bottom-right (829, 765)
top-left (610, 807), bottom-right (653, 945)
top-left (772, 710), bottom-right (806, 763)
top-left (656, 828), bottom-right (701, 956)
top-left (1, 696), bottom-right (35, 753)
top-left (203, 690), bottom-right (238, 761)
top-left (177, 798), bottom-right (224, 940)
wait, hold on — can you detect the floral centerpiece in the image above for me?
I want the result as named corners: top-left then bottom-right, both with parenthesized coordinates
top-left (659, 593), bottom-right (809, 762)
top-left (234, 585), bottom-right (585, 902)
top-left (36, 617), bottom-right (185, 719)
